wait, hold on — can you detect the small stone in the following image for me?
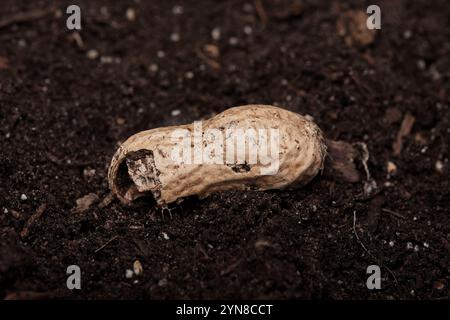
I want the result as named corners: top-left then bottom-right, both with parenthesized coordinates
top-left (417, 60), bottom-right (426, 70)
top-left (172, 5), bottom-right (184, 15)
top-left (429, 66), bottom-right (441, 81)
top-left (389, 241), bottom-right (395, 247)
top-left (162, 232), bottom-right (170, 240)
top-left (116, 117), bottom-right (126, 125)
top-left (149, 64), bottom-right (158, 72)
top-left (406, 242), bottom-right (413, 250)
top-left (229, 37), bottom-right (238, 46)
top-left (3, 208), bottom-right (8, 214)
top-left (423, 242), bottom-right (429, 248)
top-left (387, 161), bottom-right (397, 174)
top-left (133, 260), bottom-right (143, 276)
top-left (185, 71), bottom-right (194, 79)
top-left (244, 26), bottom-right (252, 35)
top-left (100, 56), bottom-right (114, 64)
top-left (86, 49), bottom-right (99, 60)
top-left (171, 109), bottom-right (181, 117)
top-left (435, 160), bottom-right (444, 173)
top-left (125, 269), bottom-right (134, 279)
top-left (211, 28), bottom-right (221, 41)
top-left (20, 194), bottom-right (28, 201)
top-left (414, 244), bottom-right (420, 252)
top-left (170, 33), bottom-right (180, 42)
top-left (126, 8), bottom-right (136, 21)
top-left (157, 50), bottom-right (165, 58)
top-left (403, 30), bottom-right (412, 39)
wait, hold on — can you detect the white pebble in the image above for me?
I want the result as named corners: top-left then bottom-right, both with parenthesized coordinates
top-left (3, 208), bottom-right (8, 214)
top-left (157, 50), bottom-right (165, 58)
top-left (125, 269), bottom-right (134, 279)
top-left (170, 33), bottom-right (180, 42)
top-left (244, 26), bottom-right (252, 35)
top-left (149, 64), bottom-right (158, 72)
top-left (172, 5), bottom-right (184, 15)
top-left (435, 160), bottom-right (444, 173)
top-left (185, 71), bottom-right (194, 79)
top-left (86, 49), bottom-right (99, 60)
top-left (171, 109), bottom-right (181, 117)
top-left (100, 56), bottom-right (114, 64)
top-left (417, 60), bottom-right (426, 70)
top-left (126, 8), bottom-right (136, 21)
top-left (406, 242), bottom-right (413, 250)
top-left (20, 194), bottom-right (27, 201)
top-left (414, 245), bottom-right (419, 252)
top-left (211, 28), bottom-right (221, 41)
top-left (229, 37), bottom-right (239, 46)
top-left (403, 30), bottom-right (412, 39)
top-left (389, 241), bottom-right (395, 247)
top-left (162, 231), bottom-right (170, 240)
top-left (423, 242), bottom-right (429, 248)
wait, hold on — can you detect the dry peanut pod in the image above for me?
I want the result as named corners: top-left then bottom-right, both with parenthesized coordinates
top-left (108, 105), bottom-right (326, 206)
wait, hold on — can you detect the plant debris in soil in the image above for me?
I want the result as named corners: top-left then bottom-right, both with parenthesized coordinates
top-left (0, 0), bottom-right (449, 299)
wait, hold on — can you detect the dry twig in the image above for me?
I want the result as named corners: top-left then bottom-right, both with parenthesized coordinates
top-left (20, 204), bottom-right (47, 238)
top-left (0, 7), bottom-right (56, 29)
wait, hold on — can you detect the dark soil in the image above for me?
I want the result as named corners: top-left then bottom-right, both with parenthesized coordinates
top-left (0, 0), bottom-right (449, 299)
